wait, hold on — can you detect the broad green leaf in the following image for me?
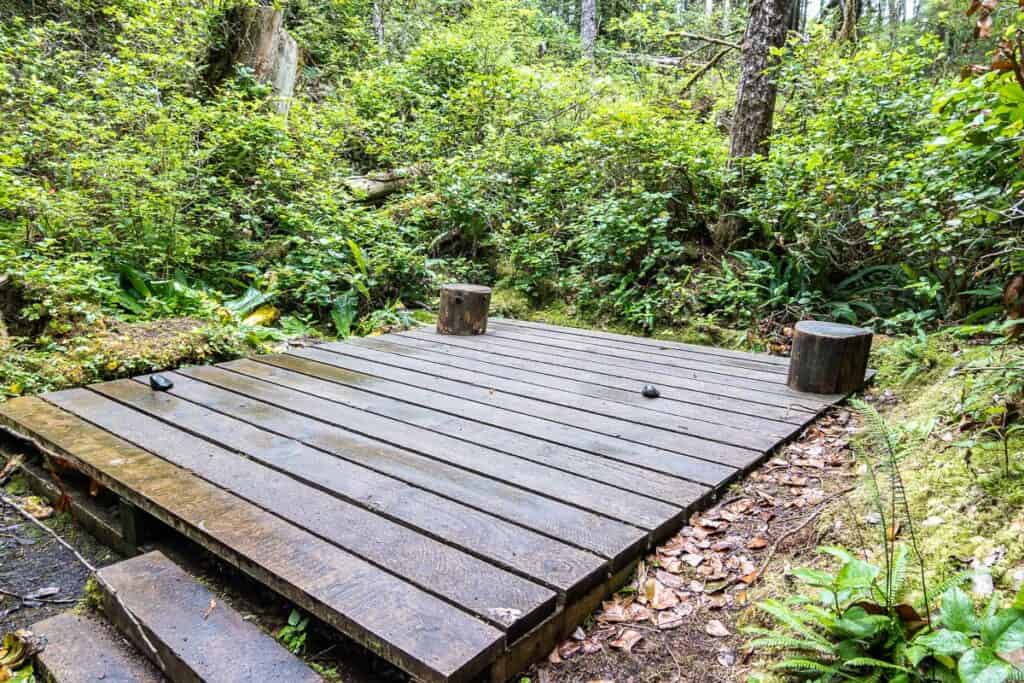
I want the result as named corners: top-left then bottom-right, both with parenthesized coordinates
top-left (915, 629), bottom-right (971, 656)
top-left (941, 587), bottom-right (978, 634)
top-left (958, 648), bottom-right (1013, 683)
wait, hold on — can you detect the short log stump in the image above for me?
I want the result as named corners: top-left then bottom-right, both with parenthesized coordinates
top-left (437, 284), bottom-right (492, 336)
top-left (787, 321), bottom-right (872, 394)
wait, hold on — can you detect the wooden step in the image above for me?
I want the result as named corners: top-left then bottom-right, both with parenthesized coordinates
top-left (96, 550), bottom-right (323, 683)
top-left (33, 612), bottom-right (166, 683)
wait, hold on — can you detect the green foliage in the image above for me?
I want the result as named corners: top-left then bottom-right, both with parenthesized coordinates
top-left (278, 608), bottom-right (309, 655)
top-left (746, 545), bottom-right (941, 682)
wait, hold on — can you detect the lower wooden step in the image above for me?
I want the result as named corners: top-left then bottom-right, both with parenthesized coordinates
top-left (96, 550), bottom-right (322, 683)
top-left (33, 612), bottom-right (166, 683)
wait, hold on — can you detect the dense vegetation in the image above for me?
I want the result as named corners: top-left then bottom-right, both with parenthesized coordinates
top-left (1, 0), bottom-right (1023, 680)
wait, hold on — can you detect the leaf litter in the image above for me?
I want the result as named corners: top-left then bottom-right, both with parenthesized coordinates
top-left (533, 408), bottom-right (860, 682)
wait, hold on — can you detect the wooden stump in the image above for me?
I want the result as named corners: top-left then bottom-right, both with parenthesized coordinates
top-left (787, 321), bottom-right (872, 394)
top-left (437, 285), bottom-right (491, 336)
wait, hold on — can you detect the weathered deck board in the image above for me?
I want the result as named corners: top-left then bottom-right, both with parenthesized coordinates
top-left (49, 387), bottom-right (557, 638)
top-left (493, 318), bottom-right (792, 367)
top-left (327, 339), bottom-right (788, 448)
top-left (0, 320), bottom-right (859, 683)
top-left (0, 397), bottom-right (504, 683)
top-left (351, 334), bottom-right (800, 436)
top-left (134, 369), bottom-right (649, 567)
top-left (401, 328), bottom-right (823, 417)
top-left (274, 348), bottom-right (761, 469)
top-left (110, 376), bottom-right (610, 599)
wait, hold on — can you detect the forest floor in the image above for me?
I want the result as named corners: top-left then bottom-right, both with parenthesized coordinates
top-left (527, 405), bottom-right (864, 683)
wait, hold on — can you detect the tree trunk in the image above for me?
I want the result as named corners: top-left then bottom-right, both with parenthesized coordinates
top-left (235, 7), bottom-right (300, 114)
top-left (705, 0), bottom-right (715, 18)
top-left (372, 2), bottom-right (386, 49)
top-left (581, 0), bottom-right (598, 58)
top-left (713, 0), bottom-right (789, 248)
top-left (836, 0), bottom-right (859, 41)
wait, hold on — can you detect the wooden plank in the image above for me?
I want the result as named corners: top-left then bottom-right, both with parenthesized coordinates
top-left (244, 352), bottom-right (744, 481)
top-left (493, 318), bottom-right (791, 367)
top-left (47, 387), bottom-right (558, 638)
top-left (285, 347), bottom-right (763, 468)
top-left (485, 326), bottom-right (808, 392)
top-left (401, 328), bottom-right (834, 412)
top-left (332, 338), bottom-right (790, 446)
top-left (489, 319), bottom-right (790, 376)
top-left (173, 364), bottom-right (667, 558)
top-left (97, 551), bottom-right (324, 683)
top-left (391, 330), bottom-right (811, 424)
top-left (0, 396), bottom-right (504, 683)
top-left (114, 374), bottom-right (608, 598)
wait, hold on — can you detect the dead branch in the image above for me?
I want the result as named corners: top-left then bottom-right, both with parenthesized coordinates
top-left (680, 46), bottom-right (736, 94)
top-left (665, 30), bottom-right (742, 49)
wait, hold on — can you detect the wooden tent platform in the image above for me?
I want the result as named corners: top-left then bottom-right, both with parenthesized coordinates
top-left (0, 318), bottom-right (855, 682)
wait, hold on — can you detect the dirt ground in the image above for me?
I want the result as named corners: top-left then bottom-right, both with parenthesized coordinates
top-left (527, 407), bottom-right (862, 683)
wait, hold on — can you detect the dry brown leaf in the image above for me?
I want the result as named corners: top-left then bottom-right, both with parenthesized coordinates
top-left (705, 619), bottom-right (731, 637)
top-left (746, 536), bottom-right (769, 550)
top-left (645, 579), bottom-right (680, 611)
top-left (609, 629), bottom-right (643, 653)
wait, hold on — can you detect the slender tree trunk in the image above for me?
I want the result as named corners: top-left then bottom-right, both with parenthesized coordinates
top-left (713, 0), bottom-right (789, 247)
top-left (705, 0), bottom-right (715, 18)
top-left (581, 0), bottom-right (598, 58)
top-left (372, 2), bottom-right (385, 49)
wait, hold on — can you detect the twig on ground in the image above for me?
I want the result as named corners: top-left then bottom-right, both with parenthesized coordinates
top-left (0, 587), bottom-right (77, 605)
top-left (754, 486), bottom-right (855, 586)
top-left (0, 469), bottom-right (165, 672)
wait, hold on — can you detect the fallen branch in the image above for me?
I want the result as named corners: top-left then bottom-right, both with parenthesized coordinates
top-left (680, 46), bottom-right (736, 94)
top-left (753, 486), bottom-right (856, 586)
top-left (665, 30), bottom-right (742, 49)
top-left (0, 587), bottom-right (77, 606)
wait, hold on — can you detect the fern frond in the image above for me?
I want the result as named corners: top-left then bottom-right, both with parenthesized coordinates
top-left (886, 543), bottom-right (909, 603)
top-left (747, 636), bottom-right (836, 654)
top-left (772, 657), bottom-right (841, 673)
top-left (841, 656), bottom-right (914, 673)
top-left (756, 599), bottom-right (833, 647)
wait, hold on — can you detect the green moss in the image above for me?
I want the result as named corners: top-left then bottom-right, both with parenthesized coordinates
top-left (851, 341), bottom-right (1024, 595)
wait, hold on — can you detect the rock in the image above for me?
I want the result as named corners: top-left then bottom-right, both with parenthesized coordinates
top-left (641, 384), bottom-right (660, 399)
top-left (149, 374), bottom-right (174, 392)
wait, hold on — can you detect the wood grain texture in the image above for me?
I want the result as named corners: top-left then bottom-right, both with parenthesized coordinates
top-left (52, 385), bottom-right (556, 638)
top-left (329, 338), bottom-right (785, 448)
top-left (493, 317), bottom-right (790, 367)
top-left (438, 284), bottom-right (491, 335)
top-left (176, 363), bottom-right (663, 559)
top-left (351, 334), bottom-right (799, 436)
top-left (400, 328), bottom-right (825, 417)
top-left (282, 346), bottom-right (762, 469)
top-left (118, 374), bottom-right (608, 597)
top-left (489, 319), bottom-right (790, 374)
top-left (787, 321), bottom-right (872, 394)
top-left (0, 396), bottom-right (504, 683)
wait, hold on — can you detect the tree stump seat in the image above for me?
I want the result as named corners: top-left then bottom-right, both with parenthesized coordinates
top-left (437, 284), bottom-right (492, 336)
top-left (787, 321), bottom-right (872, 394)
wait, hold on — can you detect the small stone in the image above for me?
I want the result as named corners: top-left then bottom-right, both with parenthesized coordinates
top-left (641, 384), bottom-right (660, 399)
top-left (149, 374), bottom-right (174, 392)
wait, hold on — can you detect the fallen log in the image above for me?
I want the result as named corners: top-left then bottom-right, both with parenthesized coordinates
top-left (343, 166), bottom-right (421, 203)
